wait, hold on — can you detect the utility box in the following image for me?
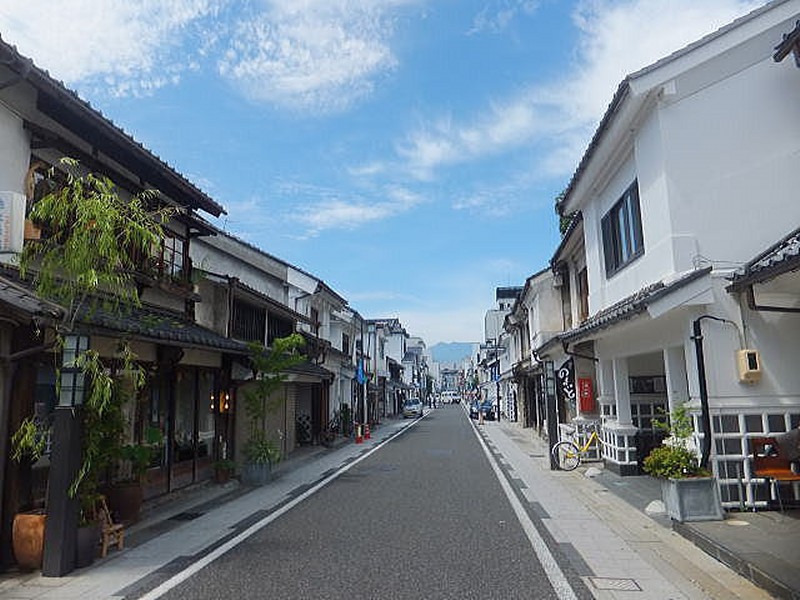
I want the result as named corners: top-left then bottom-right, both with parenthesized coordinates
top-left (736, 349), bottom-right (761, 384)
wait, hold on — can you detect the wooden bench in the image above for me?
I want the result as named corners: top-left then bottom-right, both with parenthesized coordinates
top-left (750, 436), bottom-right (800, 510)
top-left (97, 495), bottom-right (125, 557)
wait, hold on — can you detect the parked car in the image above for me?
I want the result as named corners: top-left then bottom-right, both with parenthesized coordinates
top-left (402, 399), bottom-right (424, 418)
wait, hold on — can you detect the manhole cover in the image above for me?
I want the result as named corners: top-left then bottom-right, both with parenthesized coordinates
top-left (169, 511), bottom-right (204, 521)
top-left (589, 577), bottom-right (641, 591)
top-left (726, 519), bottom-right (750, 527)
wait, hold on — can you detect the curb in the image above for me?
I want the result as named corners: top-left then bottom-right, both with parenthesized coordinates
top-left (673, 520), bottom-right (799, 600)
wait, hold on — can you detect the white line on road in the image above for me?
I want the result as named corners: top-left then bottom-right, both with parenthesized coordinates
top-left (471, 421), bottom-right (579, 600)
top-left (138, 421), bottom-right (419, 600)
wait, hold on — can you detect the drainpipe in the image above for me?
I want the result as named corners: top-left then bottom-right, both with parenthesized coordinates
top-left (691, 316), bottom-right (732, 469)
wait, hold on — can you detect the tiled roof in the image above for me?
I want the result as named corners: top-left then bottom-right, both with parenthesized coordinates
top-left (560, 267), bottom-right (712, 344)
top-left (77, 303), bottom-right (248, 353)
top-left (0, 276), bottom-right (62, 320)
top-left (728, 226), bottom-right (800, 291)
top-left (287, 360), bottom-right (334, 380)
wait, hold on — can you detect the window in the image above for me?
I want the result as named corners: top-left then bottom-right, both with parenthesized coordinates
top-left (577, 268), bottom-right (589, 323)
top-left (342, 333), bottom-right (350, 356)
top-left (310, 308), bottom-right (320, 336)
top-left (232, 299), bottom-right (266, 343)
top-left (267, 314), bottom-right (294, 346)
top-left (559, 269), bottom-right (573, 331)
top-left (601, 181), bottom-right (644, 277)
top-left (157, 234), bottom-right (187, 281)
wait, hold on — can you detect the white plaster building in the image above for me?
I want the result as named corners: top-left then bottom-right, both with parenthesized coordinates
top-left (552, 0), bottom-right (800, 507)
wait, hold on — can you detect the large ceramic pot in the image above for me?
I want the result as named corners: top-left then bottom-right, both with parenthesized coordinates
top-left (75, 522), bottom-right (100, 568)
top-left (241, 463), bottom-right (272, 486)
top-left (661, 477), bottom-right (724, 522)
top-left (12, 512), bottom-right (47, 570)
top-left (106, 481), bottom-right (144, 523)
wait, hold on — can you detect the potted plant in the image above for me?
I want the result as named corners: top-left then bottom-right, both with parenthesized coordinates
top-left (9, 419), bottom-right (48, 570)
top-left (74, 491), bottom-right (101, 568)
top-left (106, 426), bottom-right (163, 523)
top-left (643, 404), bottom-right (724, 522)
top-left (241, 432), bottom-right (281, 486)
top-left (240, 335), bottom-right (305, 486)
top-left (212, 458), bottom-right (236, 484)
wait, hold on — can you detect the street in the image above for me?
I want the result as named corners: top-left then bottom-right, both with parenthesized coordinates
top-left (157, 406), bottom-right (588, 600)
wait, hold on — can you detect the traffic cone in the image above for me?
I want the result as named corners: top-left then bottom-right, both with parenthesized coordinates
top-left (355, 424), bottom-right (363, 444)
top-left (364, 424), bottom-right (371, 440)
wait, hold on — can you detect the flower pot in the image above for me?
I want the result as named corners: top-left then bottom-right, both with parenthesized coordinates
top-left (214, 467), bottom-right (232, 484)
top-left (241, 463), bottom-right (272, 486)
top-left (12, 512), bottom-right (46, 571)
top-left (661, 477), bottom-right (724, 522)
top-left (106, 481), bottom-right (144, 523)
top-left (75, 522), bottom-right (100, 568)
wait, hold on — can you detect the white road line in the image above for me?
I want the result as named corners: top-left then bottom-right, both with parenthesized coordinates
top-left (138, 422), bottom-right (417, 600)
top-left (471, 421), bottom-right (579, 600)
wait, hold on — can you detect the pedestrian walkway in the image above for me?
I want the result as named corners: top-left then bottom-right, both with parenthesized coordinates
top-left (0, 417), bottom-right (413, 600)
top-left (483, 419), bottom-right (798, 600)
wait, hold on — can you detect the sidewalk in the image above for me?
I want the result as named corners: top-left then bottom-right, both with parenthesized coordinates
top-left (0, 417), bottom-right (412, 600)
top-left (487, 420), bottom-right (799, 600)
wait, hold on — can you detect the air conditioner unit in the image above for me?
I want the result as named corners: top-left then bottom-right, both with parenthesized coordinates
top-left (736, 349), bottom-right (761, 384)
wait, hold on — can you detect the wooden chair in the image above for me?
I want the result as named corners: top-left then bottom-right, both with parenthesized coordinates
top-left (750, 436), bottom-right (800, 511)
top-left (97, 495), bottom-right (125, 557)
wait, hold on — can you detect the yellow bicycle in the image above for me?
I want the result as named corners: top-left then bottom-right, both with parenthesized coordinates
top-left (552, 425), bottom-right (602, 470)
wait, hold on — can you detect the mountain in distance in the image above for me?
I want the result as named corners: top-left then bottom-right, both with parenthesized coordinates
top-left (430, 342), bottom-right (477, 366)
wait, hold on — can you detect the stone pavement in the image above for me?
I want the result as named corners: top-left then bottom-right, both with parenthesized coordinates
top-left (0, 411), bottom-right (795, 600)
top-left (484, 420), bottom-right (799, 600)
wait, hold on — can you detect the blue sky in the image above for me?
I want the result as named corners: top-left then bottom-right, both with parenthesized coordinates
top-left (0, 0), bottom-right (763, 345)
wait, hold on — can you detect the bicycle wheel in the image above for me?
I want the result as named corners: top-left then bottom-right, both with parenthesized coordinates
top-left (552, 441), bottom-right (581, 471)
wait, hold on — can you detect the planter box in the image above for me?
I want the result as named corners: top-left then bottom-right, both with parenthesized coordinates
top-left (661, 477), bottom-right (724, 522)
top-left (241, 463), bottom-right (272, 486)
top-left (75, 522), bottom-right (100, 568)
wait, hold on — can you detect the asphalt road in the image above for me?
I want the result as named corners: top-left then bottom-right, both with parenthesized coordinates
top-left (160, 406), bottom-right (564, 599)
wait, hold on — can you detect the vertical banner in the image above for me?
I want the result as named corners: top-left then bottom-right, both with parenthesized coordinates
top-left (556, 358), bottom-right (576, 411)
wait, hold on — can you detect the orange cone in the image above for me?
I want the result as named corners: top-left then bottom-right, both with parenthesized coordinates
top-left (355, 424), bottom-right (363, 444)
top-left (364, 424), bottom-right (371, 440)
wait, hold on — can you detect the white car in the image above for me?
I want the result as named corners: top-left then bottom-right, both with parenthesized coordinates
top-left (402, 399), bottom-right (424, 418)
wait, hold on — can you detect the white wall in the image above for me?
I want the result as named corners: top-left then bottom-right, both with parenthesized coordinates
top-left (581, 11), bottom-right (800, 316)
top-left (0, 108), bottom-right (28, 195)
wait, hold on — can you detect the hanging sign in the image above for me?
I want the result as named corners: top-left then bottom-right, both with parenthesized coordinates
top-left (556, 358), bottom-right (576, 408)
top-left (578, 377), bottom-right (595, 413)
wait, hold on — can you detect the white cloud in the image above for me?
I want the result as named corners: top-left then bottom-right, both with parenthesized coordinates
top-left (218, 0), bottom-right (420, 114)
top-left (469, 0), bottom-right (540, 35)
top-left (0, 0), bottom-right (418, 110)
top-left (288, 182), bottom-right (424, 236)
top-left (397, 98), bottom-right (562, 180)
top-left (0, 0), bottom-right (220, 96)
top-left (397, 0), bottom-right (762, 181)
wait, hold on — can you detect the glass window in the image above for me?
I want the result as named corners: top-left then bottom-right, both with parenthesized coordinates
top-left (601, 181), bottom-right (644, 277)
top-left (197, 371), bottom-right (215, 460)
top-left (158, 234), bottom-right (186, 281)
top-left (174, 369), bottom-right (195, 464)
